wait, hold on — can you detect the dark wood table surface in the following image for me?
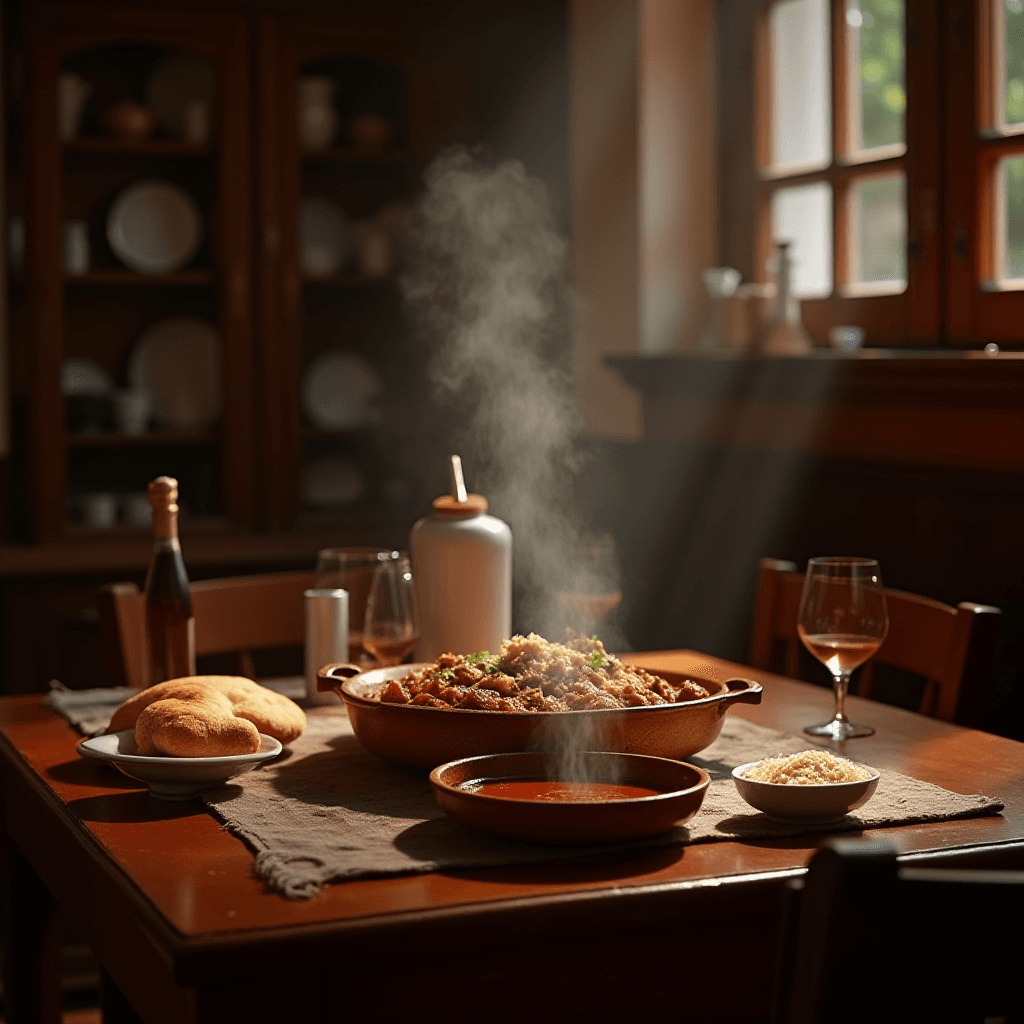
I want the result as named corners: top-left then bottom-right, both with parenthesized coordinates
top-left (3, 650), bottom-right (1023, 1024)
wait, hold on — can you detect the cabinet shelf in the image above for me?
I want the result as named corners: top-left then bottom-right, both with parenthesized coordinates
top-left (66, 429), bottom-right (216, 448)
top-left (62, 515), bottom-right (230, 540)
top-left (303, 426), bottom-right (368, 441)
top-left (303, 273), bottom-right (390, 288)
top-left (64, 138), bottom-right (212, 156)
top-left (303, 146), bottom-right (410, 164)
top-left (64, 270), bottom-right (215, 287)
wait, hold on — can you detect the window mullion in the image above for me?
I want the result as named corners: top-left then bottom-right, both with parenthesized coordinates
top-left (831, 0), bottom-right (847, 291)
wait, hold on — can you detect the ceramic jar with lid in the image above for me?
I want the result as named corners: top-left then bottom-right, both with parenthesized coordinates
top-left (410, 492), bottom-right (512, 662)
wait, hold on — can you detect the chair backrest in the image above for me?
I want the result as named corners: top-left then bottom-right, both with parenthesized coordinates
top-left (98, 571), bottom-right (314, 688)
top-left (772, 837), bottom-right (1024, 1024)
top-left (750, 557), bottom-right (1001, 726)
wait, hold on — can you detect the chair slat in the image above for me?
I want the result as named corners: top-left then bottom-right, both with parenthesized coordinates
top-left (98, 571), bottom-right (315, 687)
top-left (749, 559), bottom-right (1001, 726)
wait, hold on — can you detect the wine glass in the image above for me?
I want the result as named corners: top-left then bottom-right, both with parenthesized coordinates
top-left (362, 552), bottom-right (420, 667)
top-left (797, 556), bottom-right (889, 740)
top-left (314, 547), bottom-right (393, 666)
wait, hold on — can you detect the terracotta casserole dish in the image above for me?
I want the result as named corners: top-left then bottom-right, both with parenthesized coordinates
top-left (318, 663), bottom-right (762, 769)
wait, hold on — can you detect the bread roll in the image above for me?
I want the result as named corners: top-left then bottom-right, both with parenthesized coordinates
top-left (109, 675), bottom-right (306, 757)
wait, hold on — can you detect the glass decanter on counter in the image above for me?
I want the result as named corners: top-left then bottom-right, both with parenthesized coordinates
top-left (758, 240), bottom-right (813, 356)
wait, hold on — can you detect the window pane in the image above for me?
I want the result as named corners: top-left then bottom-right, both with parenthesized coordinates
top-left (770, 0), bottom-right (831, 170)
top-left (849, 173), bottom-right (907, 286)
top-left (1005, 0), bottom-right (1024, 128)
top-left (998, 154), bottom-right (1024, 279)
top-left (846, 0), bottom-right (905, 152)
top-left (771, 182), bottom-right (833, 297)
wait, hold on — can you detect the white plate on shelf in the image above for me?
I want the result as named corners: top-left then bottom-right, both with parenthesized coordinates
top-left (60, 357), bottom-right (113, 397)
top-left (127, 316), bottom-right (221, 428)
top-left (300, 197), bottom-right (351, 278)
top-left (303, 456), bottom-right (367, 508)
top-left (78, 730), bottom-right (282, 801)
top-left (146, 54), bottom-right (216, 137)
top-left (301, 350), bottom-right (381, 430)
top-left (107, 179), bottom-right (204, 274)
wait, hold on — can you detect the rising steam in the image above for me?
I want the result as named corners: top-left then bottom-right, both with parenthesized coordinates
top-left (401, 146), bottom-right (621, 642)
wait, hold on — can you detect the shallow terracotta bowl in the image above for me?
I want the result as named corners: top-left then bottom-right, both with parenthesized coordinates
top-left (430, 750), bottom-right (711, 844)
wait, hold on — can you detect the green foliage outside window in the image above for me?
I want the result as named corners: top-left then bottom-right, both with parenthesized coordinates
top-left (857, 0), bottom-right (904, 150)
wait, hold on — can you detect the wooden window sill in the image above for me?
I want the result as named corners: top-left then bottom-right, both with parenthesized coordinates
top-left (604, 352), bottom-right (1024, 472)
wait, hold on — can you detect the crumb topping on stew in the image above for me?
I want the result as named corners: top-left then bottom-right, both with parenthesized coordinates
top-left (375, 634), bottom-right (711, 712)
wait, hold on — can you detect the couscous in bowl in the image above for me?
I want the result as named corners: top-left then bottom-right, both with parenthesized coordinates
top-left (732, 749), bottom-right (880, 824)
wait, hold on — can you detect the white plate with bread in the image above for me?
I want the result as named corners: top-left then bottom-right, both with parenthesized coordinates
top-left (77, 675), bottom-right (304, 800)
top-left (78, 731), bottom-right (282, 800)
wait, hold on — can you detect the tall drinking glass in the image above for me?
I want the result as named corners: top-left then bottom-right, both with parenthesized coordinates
top-left (363, 552), bottom-right (419, 667)
top-left (797, 557), bottom-right (889, 740)
top-left (314, 547), bottom-right (394, 667)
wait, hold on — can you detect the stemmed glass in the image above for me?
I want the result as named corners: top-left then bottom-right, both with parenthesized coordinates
top-left (797, 557), bottom-right (889, 740)
top-left (314, 547), bottom-right (393, 666)
top-left (362, 551), bottom-right (420, 667)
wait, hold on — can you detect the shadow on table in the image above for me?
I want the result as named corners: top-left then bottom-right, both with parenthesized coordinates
top-left (67, 789), bottom-right (209, 823)
top-left (430, 841), bottom-right (687, 884)
top-left (47, 757), bottom-right (144, 790)
top-left (393, 814), bottom-right (692, 882)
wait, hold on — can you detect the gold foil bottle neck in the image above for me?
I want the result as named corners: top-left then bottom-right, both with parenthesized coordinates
top-left (148, 476), bottom-right (180, 540)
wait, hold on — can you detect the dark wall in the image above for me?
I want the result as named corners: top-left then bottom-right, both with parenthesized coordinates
top-left (580, 437), bottom-right (1024, 741)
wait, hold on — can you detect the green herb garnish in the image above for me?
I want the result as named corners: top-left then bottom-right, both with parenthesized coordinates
top-left (588, 650), bottom-right (606, 669)
top-left (468, 650), bottom-right (501, 673)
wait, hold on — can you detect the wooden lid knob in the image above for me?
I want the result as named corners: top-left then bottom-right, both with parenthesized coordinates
top-left (432, 493), bottom-right (488, 515)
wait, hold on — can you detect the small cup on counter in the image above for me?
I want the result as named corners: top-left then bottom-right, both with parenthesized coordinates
top-left (114, 388), bottom-right (151, 436)
top-left (63, 221), bottom-right (90, 276)
top-left (58, 72), bottom-right (92, 142)
top-left (828, 325), bottom-right (866, 353)
top-left (80, 492), bottom-right (118, 530)
top-left (122, 492), bottom-right (153, 529)
top-left (183, 99), bottom-right (210, 145)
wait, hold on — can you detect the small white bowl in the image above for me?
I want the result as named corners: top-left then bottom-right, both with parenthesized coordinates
top-left (78, 730), bottom-right (282, 801)
top-left (732, 759), bottom-right (880, 824)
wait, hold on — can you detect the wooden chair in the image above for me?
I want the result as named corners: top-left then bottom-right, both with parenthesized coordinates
top-left (771, 837), bottom-right (1024, 1024)
top-left (750, 558), bottom-right (1001, 727)
top-left (98, 571), bottom-right (314, 688)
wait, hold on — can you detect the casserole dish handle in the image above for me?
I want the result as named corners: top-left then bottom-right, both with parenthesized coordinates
top-left (317, 662), bottom-right (362, 692)
top-left (716, 677), bottom-right (763, 710)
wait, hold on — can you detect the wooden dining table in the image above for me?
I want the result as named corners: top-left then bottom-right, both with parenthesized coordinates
top-left (2, 649), bottom-right (1023, 1024)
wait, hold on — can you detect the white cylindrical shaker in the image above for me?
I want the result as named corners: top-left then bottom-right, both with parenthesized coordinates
top-left (304, 588), bottom-right (348, 705)
top-left (410, 492), bottom-right (512, 662)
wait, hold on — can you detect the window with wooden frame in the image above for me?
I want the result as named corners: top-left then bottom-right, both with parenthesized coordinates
top-left (948, 0), bottom-right (1024, 342)
top-left (747, 0), bottom-right (942, 345)
top-left (721, 0), bottom-right (1024, 349)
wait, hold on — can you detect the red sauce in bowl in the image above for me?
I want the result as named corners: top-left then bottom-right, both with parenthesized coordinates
top-left (463, 777), bottom-right (664, 802)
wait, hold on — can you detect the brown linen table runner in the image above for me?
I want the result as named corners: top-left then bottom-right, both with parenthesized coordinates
top-left (194, 711), bottom-right (1002, 898)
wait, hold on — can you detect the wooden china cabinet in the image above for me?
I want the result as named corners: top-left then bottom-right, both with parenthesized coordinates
top-left (23, 5), bottom-right (255, 541)
top-left (15, 3), bottom-right (426, 544)
top-left (0, 0), bottom-right (485, 691)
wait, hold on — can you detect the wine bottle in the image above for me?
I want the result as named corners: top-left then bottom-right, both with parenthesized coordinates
top-left (145, 476), bottom-right (196, 686)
